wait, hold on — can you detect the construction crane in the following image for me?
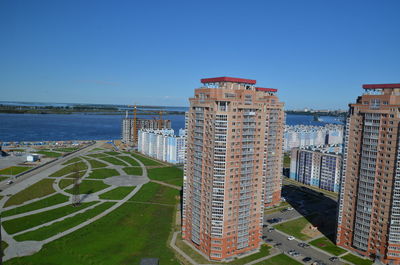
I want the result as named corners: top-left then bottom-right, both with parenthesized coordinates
top-left (127, 104), bottom-right (138, 146)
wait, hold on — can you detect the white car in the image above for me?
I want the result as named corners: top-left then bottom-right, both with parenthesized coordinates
top-left (287, 207), bottom-right (294, 211)
top-left (7, 180), bottom-right (14, 185)
top-left (287, 236), bottom-right (295, 240)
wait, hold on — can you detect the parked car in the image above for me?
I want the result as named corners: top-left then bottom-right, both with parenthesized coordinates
top-left (287, 236), bottom-right (295, 240)
top-left (303, 257), bottom-right (312, 262)
top-left (7, 180), bottom-right (13, 185)
top-left (274, 242), bottom-right (282, 247)
top-left (329, 257), bottom-right (338, 262)
top-left (287, 207), bottom-right (294, 211)
top-left (268, 227), bottom-right (275, 232)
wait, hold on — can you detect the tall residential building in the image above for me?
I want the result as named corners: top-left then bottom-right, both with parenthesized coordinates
top-left (290, 146), bottom-right (342, 192)
top-left (121, 118), bottom-right (171, 146)
top-left (182, 77), bottom-right (284, 260)
top-left (137, 128), bottom-right (186, 164)
top-left (336, 83), bottom-right (400, 264)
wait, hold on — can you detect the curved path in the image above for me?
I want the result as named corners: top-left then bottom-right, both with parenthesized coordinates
top-left (1, 148), bottom-right (154, 261)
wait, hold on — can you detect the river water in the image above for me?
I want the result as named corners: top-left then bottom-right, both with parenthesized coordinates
top-left (0, 113), bottom-right (343, 142)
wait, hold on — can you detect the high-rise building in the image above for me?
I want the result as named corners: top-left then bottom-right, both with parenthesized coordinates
top-left (336, 83), bottom-right (400, 264)
top-left (290, 146), bottom-right (342, 192)
top-left (182, 77), bottom-right (284, 260)
top-left (137, 128), bottom-right (186, 164)
top-left (122, 118), bottom-right (171, 146)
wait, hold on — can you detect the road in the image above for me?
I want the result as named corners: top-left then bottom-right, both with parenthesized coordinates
top-left (0, 141), bottom-right (99, 191)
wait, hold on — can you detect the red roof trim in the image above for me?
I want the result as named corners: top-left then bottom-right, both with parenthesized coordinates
top-left (256, 87), bottom-right (278, 92)
top-left (201, 77), bottom-right (256, 84)
top-left (363, 84), bottom-right (400, 89)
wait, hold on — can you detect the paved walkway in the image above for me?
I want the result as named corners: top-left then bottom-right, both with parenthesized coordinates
top-left (1, 147), bottom-right (158, 261)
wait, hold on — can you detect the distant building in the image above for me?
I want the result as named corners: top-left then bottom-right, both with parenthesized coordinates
top-left (290, 146), bottom-right (342, 192)
top-left (284, 124), bottom-right (343, 151)
top-left (26, 154), bottom-right (40, 162)
top-left (122, 118), bottom-right (171, 146)
top-left (138, 128), bottom-right (186, 164)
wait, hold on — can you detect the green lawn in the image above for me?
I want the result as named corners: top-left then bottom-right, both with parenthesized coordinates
top-left (342, 253), bottom-right (373, 265)
top-left (122, 167), bottom-right (143, 176)
top-left (1, 241), bottom-right (8, 258)
top-left (309, 236), bottom-right (347, 256)
top-left (3, 202), bottom-right (97, 234)
top-left (87, 168), bottom-right (119, 179)
top-left (99, 187), bottom-right (136, 200)
top-left (131, 152), bottom-right (162, 166)
top-left (35, 151), bottom-right (63, 157)
top-left (87, 153), bottom-right (109, 158)
top-left (62, 171), bottom-right (85, 179)
top-left (92, 148), bottom-right (104, 151)
top-left (14, 202), bottom-right (116, 242)
top-left (147, 166), bottom-right (183, 186)
top-left (5, 183), bottom-right (180, 265)
top-left (99, 156), bottom-right (128, 166)
top-left (50, 162), bottom-right (88, 177)
top-left (4, 179), bottom-right (55, 207)
top-left (59, 178), bottom-right (75, 189)
top-left (1, 193), bottom-right (70, 218)
top-left (116, 155), bottom-right (140, 166)
top-left (104, 151), bottom-right (120, 156)
top-left (87, 159), bottom-right (107, 168)
top-left (274, 216), bottom-right (315, 241)
top-left (255, 254), bottom-right (302, 265)
top-left (54, 147), bottom-right (79, 152)
top-left (0, 176), bottom-right (8, 182)
top-left (62, 157), bottom-right (81, 165)
top-left (65, 180), bottom-right (109, 194)
top-left (129, 182), bottom-right (179, 205)
top-left (0, 166), bottom-right (32, 175)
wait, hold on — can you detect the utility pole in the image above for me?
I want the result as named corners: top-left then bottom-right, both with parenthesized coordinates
top-left (71, 163), bottom-right (81, 207)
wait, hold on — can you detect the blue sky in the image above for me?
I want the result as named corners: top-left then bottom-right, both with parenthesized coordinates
top-left (1, 0), bottom-right (399, 109)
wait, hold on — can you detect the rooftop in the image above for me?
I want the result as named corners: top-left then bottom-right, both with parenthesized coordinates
top-left (362, 83), bottom-right (400, 89)
top-left (200, 76), bottom-right (257, 84)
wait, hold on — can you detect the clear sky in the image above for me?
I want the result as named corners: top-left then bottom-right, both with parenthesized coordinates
top-left (1, 0), bottom-right (399, 109)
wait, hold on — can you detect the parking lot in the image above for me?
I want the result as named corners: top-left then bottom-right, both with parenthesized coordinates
top-left (262, 184), bottom-right (346, 265)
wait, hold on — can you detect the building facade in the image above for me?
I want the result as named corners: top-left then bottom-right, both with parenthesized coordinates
top-left (122, 118), bottom-right (171, 146)
top-left (336, 83), bottom-right (400, 264)
top-left (137, 129), bottom-right (186, 164)
top-left (284, 124), bottom-right (343, 152)
top-left (290, 147), bottom-right (342, 192)
top-left (182, 77), bottom-right (284, 260)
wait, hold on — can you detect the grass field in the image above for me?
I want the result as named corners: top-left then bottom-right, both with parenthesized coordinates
top-left (342, 253), bottom-right (373, 265)
top-left (87, 168), bottom-right (119, 179)
top-left (87, 153), bottom-right (109, 158)
top-left (54, 147), bottom-right (79, 152)
top-left (50, 162), bottom-right (88, 177)
top-left (62, 157), bottom-right (81, 165)
top-left (3, 202), bottom-right (97, 234)
top-left (255, 253), bottom-right (302, 265)
top-left (0, 176), bottom-right (8, 182)
top-left (59, 178), bottom-right (75, 189)
top-left (87, 159), bottom-right (107, 168)
top-left (99, 156), bottom-right (128, 166)
top-left (14, 202), bottom-right (116, 242)
top-left (122, 167), bottom-right (143, 176)
top-left (5, 183), bottom-right (180, 265)
top-left (130, 152), bottom-right (162, 166)
top-left (274, 216), bottom-right (314, 241)
top-left (129, 182), bottom-right (179, 205)
top-left (4, 179), bottom-right (55, 207)
top-left (65, 180), bottom-right (109, 194)
top-left (116, 155), bottom-right (140, 166)
top-left (99, 187), bottom-right (135, 200)
top-left (147, 166), bottom-right (183, 186)
top-left (1, 241), bottom-right (8, 257)
top-left (104, 151), bottom-right (120, 156)
top-left (1, 193), bottom-right (70, 218)
top-left (35, 151), bottom-right (63, 157)
top-left (0, 166), bottom-right (32, 176)
top-left (309, 236), bottom-right (347, 256)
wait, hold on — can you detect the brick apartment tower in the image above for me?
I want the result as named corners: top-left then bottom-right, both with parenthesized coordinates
top-left (336, 83), bottom-right (400, 264)
top-left (182, 77), bottom-right (284, 260)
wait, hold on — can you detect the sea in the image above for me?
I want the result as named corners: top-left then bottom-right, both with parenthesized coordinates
top-left (0, 110), bottom-right (344, 142)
